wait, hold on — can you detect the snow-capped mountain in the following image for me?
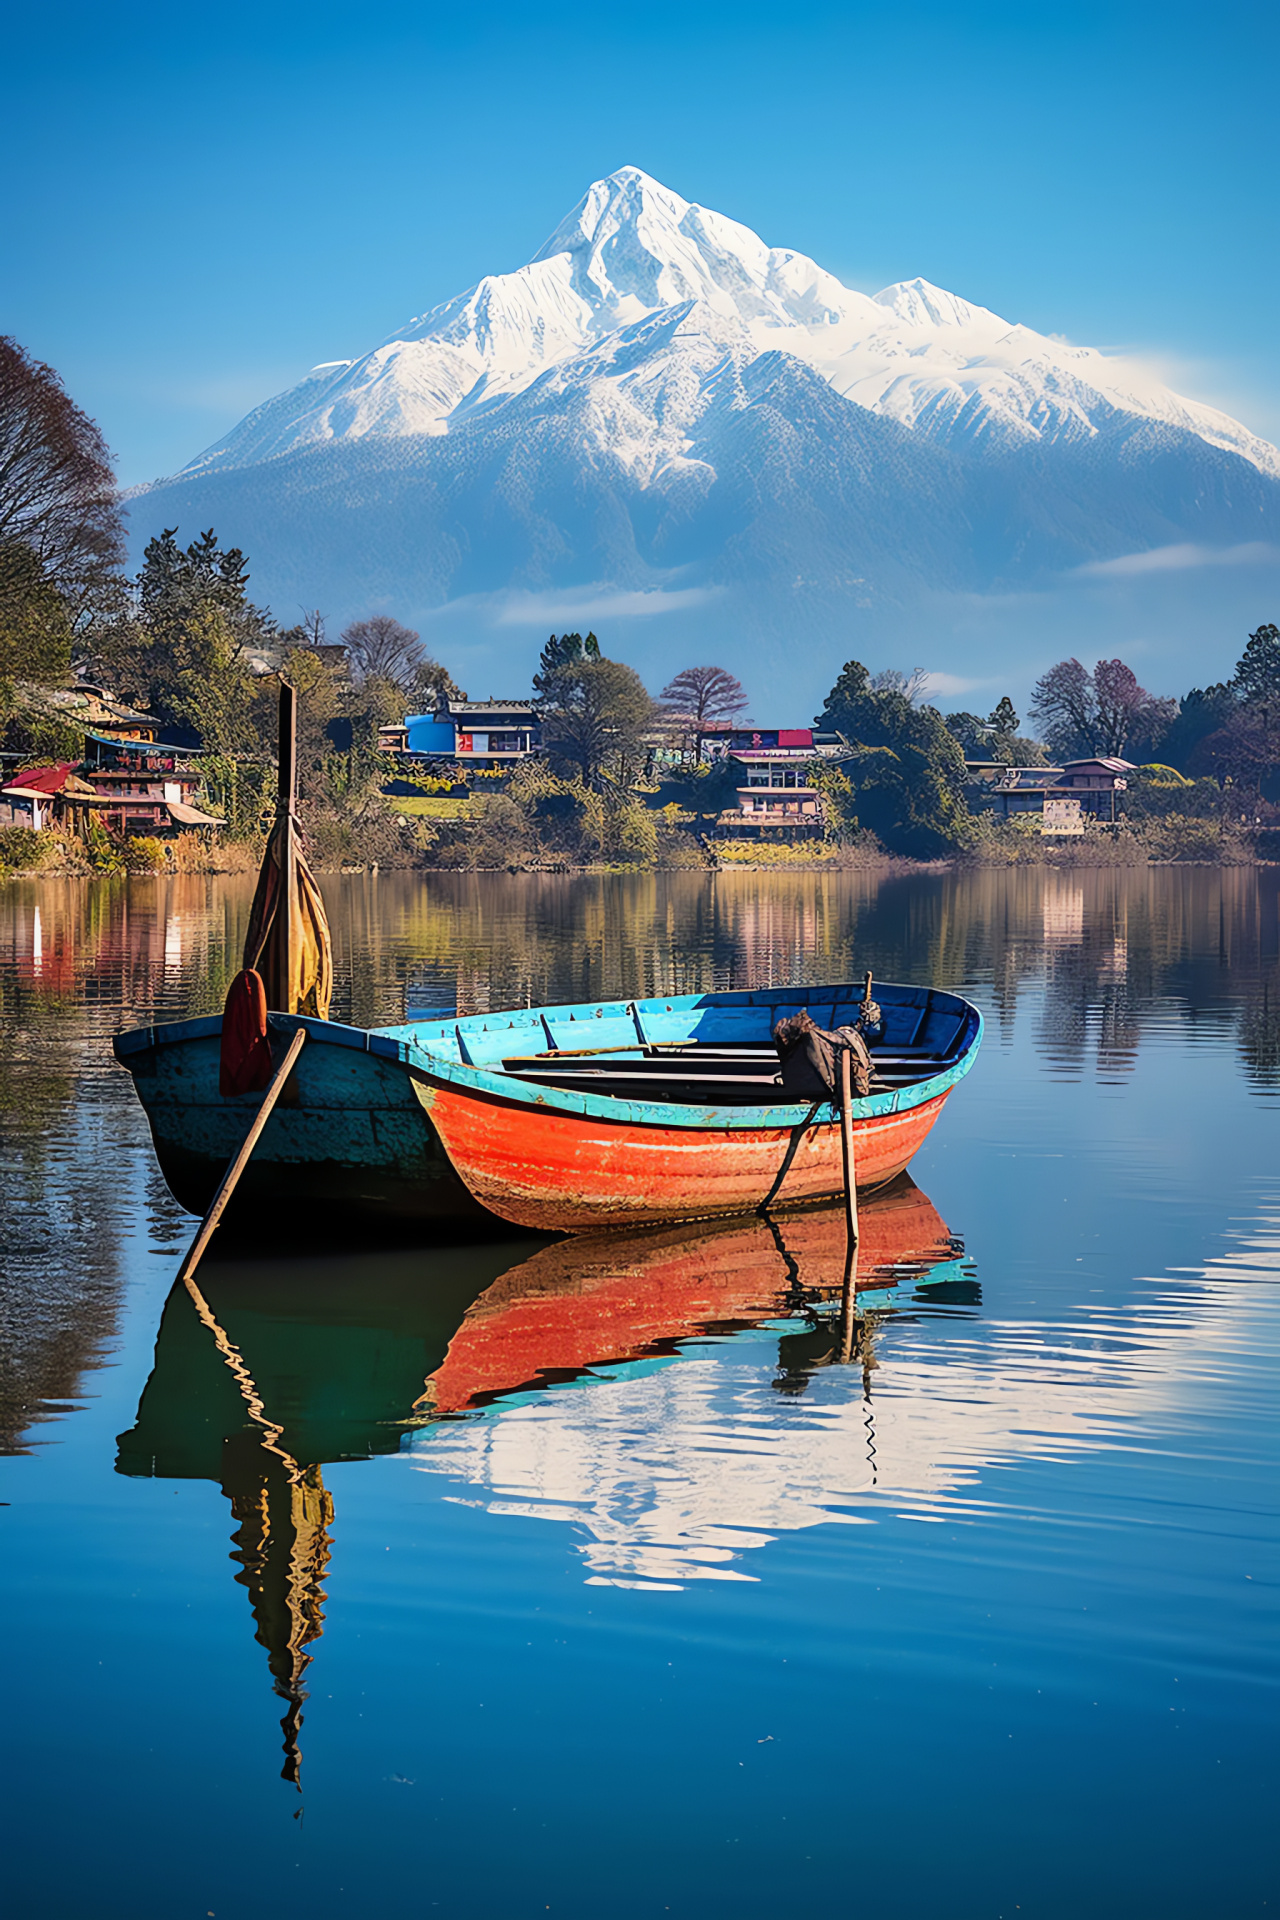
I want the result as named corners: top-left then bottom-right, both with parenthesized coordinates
top-left (130, 167), bottom-right (1280, 704)
top-left (184, 167), bottom-right (1279, 483)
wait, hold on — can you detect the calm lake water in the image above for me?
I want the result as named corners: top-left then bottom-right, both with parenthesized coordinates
top-left (2, 867), bottom-right (1277, 1918)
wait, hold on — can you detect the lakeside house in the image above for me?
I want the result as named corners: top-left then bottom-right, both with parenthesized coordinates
top-left (966, 756), bottom-right (1135, 832)
top-left (1, 684), bottom-right (223, 837)
top-left (386, 699), bottom-right (542, 770)
top-left (13, 680), bottom-right (160, 741)
top-left (697, 725), bottom-right (849, 761)
top-left (1, 740), bottom-right (220, 836)
top-left (0, 764), bottom-right (100, 833)
top-left (79, 732), bottom-right (222, 834)
top-left (696, 725), bottom-right (850, 839)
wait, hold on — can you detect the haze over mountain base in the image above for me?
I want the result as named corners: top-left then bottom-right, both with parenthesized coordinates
top-left (125, 169), bottom-right (1280, 710)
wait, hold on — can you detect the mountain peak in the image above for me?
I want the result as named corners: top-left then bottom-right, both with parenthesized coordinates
top-left (133, 166), bottom-right (1280, 714)
top-left (172, 167), bottom-right (1280, 490)
top-left (528, 166), bottom-right (771, 330)
top-left (873, 278), bottom-right (989, 331)
top-left (531, 165), bottom-right (690, 262)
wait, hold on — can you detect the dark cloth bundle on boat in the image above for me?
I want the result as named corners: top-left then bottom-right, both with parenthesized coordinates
top-left (219, 968), bottom-right (274, 1096)
top-left (772, 1010), bottom-right (873, 1099)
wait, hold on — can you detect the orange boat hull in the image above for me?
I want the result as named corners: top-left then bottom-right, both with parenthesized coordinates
top-left (424, 1180), bottom-right (956, 1414)
top-left (415, 1079), bottom-right (951, 1231)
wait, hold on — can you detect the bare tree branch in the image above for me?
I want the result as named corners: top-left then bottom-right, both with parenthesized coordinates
top-left (340, 615), bottom-right (425, 688)
top-left (0, 336), bottom-right (124, 627)
top-left (659, 665), bottom-right (749, 727)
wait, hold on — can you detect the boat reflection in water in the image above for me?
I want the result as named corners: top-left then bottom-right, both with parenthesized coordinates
top-left (114, 1242), bottom-right (532, 1785)
top-left (115, 1177), bottom-right (967, 1781)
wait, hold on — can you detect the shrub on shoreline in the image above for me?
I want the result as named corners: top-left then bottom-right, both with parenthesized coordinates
top-left (709, 834), bottom-right (887, 868)
top-left (1137, 813), bottom-right (1254, 863)
top-left (0, 825), bottom-right (64, 877)
top-left (299, 798), bottom-right (424, 871)
top-left (2, 785), bottom-right (1269, 882)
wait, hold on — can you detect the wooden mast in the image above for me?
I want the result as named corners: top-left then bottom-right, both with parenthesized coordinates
top-left (177, 681), bottom-right (308, 1280)
top-left (277, 679), bottom-right (298, 1013)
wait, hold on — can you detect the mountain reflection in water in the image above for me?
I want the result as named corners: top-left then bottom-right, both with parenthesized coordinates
top-left (115, 1180), bottom-right (962, 1780)
top-left (408, 1222), bottom-right (1279, 1593)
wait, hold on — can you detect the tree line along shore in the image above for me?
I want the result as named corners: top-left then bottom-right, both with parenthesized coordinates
top-left (2, 334), bottom-right (1278, 881)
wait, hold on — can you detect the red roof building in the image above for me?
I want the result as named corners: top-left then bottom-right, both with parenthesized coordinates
top-left (1, 739), bottom-right (224, 836)
top-left (0, 764), bottom-right (99, 832)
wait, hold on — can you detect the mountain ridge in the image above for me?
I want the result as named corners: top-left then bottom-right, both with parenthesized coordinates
top-left (127, 166), bottom-right (1280, 708)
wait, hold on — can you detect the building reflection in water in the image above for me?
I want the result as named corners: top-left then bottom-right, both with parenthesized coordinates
top-left (113, 1181), bottom-right (961, 1782)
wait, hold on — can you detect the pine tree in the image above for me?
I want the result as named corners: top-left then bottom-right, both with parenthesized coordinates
top-left (97, 526), bottom-right (279, 741)
top-left (988, 696), bottom-right (1019, 739)
top-left (137, 526), bottom-right (272, 654)
top-left (533, 632), bottom-right (600, 696)
top-left (1234, 624), bottom-right (1280, 708)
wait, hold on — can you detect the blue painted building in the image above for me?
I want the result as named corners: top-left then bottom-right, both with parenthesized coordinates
top-left (394, 699), bottom-right (542, 769)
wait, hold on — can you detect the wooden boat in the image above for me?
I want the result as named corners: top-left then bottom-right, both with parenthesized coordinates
top-left (113, 979), bottom-right (981, 1234)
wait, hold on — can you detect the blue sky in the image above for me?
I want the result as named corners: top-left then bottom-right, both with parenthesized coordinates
top-left (4, 0), bottom-right (1277, 490)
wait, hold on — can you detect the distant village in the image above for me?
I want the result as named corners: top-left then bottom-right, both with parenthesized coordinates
top-left (0, 401), bottom-right (1275, 876)
top-left (0, 633), bottom-right (1255, 873)
top-left (378, 696), bottom-right (1138, 839)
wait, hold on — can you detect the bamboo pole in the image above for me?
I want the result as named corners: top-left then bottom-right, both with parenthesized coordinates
top-left (177, 1027), bottom-right (307, 1286)
top-left (839, 1045), bottom-right (860, 1253)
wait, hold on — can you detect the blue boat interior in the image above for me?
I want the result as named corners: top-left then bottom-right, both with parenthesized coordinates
top-left (389, 981), bottom-right (975, 1107)
top-left (112, 982), bottom-right (980, 1124)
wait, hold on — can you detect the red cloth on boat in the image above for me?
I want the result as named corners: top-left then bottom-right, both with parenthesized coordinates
top-left (219, 968), bottom-right (274, 1096)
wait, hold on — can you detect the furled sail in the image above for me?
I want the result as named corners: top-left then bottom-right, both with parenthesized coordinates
top-left (242, 680), bottom-right (333, 1019)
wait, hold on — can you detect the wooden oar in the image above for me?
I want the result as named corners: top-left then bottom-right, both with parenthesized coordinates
top-left (177, 1027), bottom-right (307, 1286)
top-left (180, 1269), bottom-right (302, 1480)
top-left (837, 1241), bottom-right (859, 1365)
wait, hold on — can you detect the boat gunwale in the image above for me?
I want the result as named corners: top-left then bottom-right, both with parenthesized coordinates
top-left (112, 984), bottom-right (983, 1134)
top-left (403, 1029), bottom-right (980, 1131)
